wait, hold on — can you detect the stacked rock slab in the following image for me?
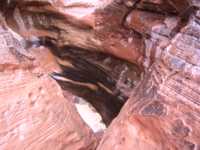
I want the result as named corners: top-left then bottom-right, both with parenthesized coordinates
top-left (3, 0), bottom-right (143, 65)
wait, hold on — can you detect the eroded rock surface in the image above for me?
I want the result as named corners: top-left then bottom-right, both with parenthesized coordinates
top-left (0, 25), bottom-right (97, 150)
top-left (2, 0), bottom-right (143, 64)
top-left (1, 0), bottom-right (200, 150)
top-left (97, 2), bottom-right (200, 150)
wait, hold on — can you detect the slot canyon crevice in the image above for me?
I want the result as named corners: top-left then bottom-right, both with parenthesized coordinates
top-left (0, 0), bottom-right (200, 150)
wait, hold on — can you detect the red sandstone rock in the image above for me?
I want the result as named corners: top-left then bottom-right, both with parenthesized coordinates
top-left (2, 0), bottom-right (200, 150)
top-left (137, 0), bottom-right (177, 14)
top-left (0, 26), bottom-right (97, 150)
top-left (97, 6), bottom-right (200, 150)
top-left (3, 0), bottom-right (143, 64)
top-left (126, 10), bottom-right (166, 35)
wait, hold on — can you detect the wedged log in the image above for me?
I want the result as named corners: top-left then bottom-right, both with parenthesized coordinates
top-left (0, 24), bottom-right (97, 150)
top-left (97, 8), bottom-right (200, 150)
top-left (2, 0), bottom-right (144, 65)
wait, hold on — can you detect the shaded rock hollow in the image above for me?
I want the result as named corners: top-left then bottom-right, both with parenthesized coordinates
top-left (1, 0), bottom-right (200, 150)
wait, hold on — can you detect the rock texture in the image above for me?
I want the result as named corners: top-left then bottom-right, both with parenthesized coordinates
top-left (98, 1), bottom-right (200, 150)
top-left (1, 0), bottom-right (200, 150)
top-left (0, 1), bottom-right (142, 125)
top-left (48, 44), bottom-right (140, 125)
top-left (0, 24), bottom-right (97, 150)
top-left (2, 0), bottom-right (143, 64)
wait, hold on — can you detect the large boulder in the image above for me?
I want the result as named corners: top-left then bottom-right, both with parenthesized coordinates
top-left (3, 0), bottom-right (143, 64)
top-left (0, 24), bottom-right (97, 150)
top-left (97, 6), bottom-right (200, 150)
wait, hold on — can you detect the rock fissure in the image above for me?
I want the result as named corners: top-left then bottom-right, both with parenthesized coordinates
top-left (1, 0), bottom-right (200, 150)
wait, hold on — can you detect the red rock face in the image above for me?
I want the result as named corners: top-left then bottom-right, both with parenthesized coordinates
top-left (3, 0), bottom-right (144, 64)
top-left (97, 4), bottom-right (200, 150)
top-left (1, 0), bottom-right (200, 150)
top-left (53, 0), bottom-right (114, 28)
top-left (0, 26), bottom-right (97, 150)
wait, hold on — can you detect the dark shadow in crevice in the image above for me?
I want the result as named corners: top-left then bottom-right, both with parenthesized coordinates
top-left (27, 37), bottom-right (142, 125)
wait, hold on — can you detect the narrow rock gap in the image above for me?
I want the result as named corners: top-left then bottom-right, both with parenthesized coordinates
top-left (2, 0), bottom-right (192, 129)
top-left (0, 0), bottom-right (143, 133)
top-left (1, 0), bottom-right (196, 130)
top-left (0, 0), bottom-right (200, 149)
top-left (27, 37), bottom-right (142, 126)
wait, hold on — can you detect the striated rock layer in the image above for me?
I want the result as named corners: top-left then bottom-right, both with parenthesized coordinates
top-left (0, 24), bottom-right (97, 150)
top-left (98, 1), bottom-right (200, 150)
top-left (2, 0), bottom-right (144, 65)
top-left (1, 0), bottom-right (200, 150)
